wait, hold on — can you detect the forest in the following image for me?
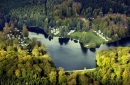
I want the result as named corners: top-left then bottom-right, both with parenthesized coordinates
top-left (0, 23), bottom-right (99, 85)
top-left (0, 0), bottom-right (130, 48)
top-left (0, 0), bottom-right (130, 84)
top-left (95, 47), bottom-right (130, 85)
top-left (1, 25), bottom-right (130, 84)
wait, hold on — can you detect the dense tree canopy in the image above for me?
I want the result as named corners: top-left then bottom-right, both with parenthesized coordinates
top-left (0, 0), bottom-right (130, 84)
top-left (92, 14), bottom-right (130, 41)
top-left (95, 47), bottom-right (130, 85)
top-left (0, 0), bottom-right (130, 44)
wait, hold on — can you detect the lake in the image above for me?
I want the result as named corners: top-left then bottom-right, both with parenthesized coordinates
top-left (28, 27), bottom-right (130, 70)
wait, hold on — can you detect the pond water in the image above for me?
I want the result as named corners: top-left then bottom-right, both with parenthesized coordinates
top-left (28, 27), bottom-right (130, 70)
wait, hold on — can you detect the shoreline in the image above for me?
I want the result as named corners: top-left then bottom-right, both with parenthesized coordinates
top-left (64, 68), bottom-right (96, 73)
top-left (28, 26), bottom-right (130, 49)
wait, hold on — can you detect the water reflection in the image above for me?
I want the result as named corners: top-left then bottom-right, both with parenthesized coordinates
top-left (80, 43), bottom-right (88, 54)
top-left (58, 38), bottom-right (69, 45)
top-left (106, 37), bottom-right (130, 47)
top-left (48, 36), bottom-right (53, 41)
top-left (27, 26), bottom-right (48, 38)
top-left (89, 48), bottom-right (96, 53)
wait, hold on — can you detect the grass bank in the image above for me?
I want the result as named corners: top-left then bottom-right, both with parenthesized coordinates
top-left (70, 31), bottom-right (105, 48)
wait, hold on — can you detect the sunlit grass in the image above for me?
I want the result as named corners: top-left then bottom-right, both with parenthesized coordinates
top-left (70, 31), bottom-right (105, 48)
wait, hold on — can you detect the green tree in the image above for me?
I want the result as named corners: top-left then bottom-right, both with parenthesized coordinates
top-left (76, 21), bottom-right (81, 31)
top-left (31, 37), bottom-right (37, 48)
top-left (58, 67), bottom-right (67, 85)
top-left (49, 71), bottom-right (57, 85)
top-left (109, 8), bottom-right (113, 13)
top-left (82, 20), bottom-right (90, 31)
top-left (7, 46), bottom-right (14, 52)
top-left (59, 27), bottom-right (65, 37)
top-left (15, 69), bottom-right (21, 77)
top-left (122, 68), bottom-right (130, 85)
top-left (13, 38), bottom-right (19, 45)
top-left (3, 22), bottom-right (10, 35)
top-left (39, 44), bottom-right (46, 55)
top-left (32, 45), bottom-right (39, 57)
top-left (78, 74), bottom-right (89, 85)
top-left (80, 32), bottom-right (88, 43)
top-left (22, 24), bottom-right (29, 37)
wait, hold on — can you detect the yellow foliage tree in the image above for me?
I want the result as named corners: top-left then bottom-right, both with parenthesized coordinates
top-left (49, 71), bottom-right (57, 85)
top-left (15, 69), bottom-right (21, 77)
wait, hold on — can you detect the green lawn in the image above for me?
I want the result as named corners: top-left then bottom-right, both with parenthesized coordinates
top-left (70, 31), bottom-right (105, 48)
top-left (70, 32), bottom-right (82, 39)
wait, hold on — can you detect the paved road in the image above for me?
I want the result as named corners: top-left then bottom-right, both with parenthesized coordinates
top-left (65, 68), bottom-right (96, 73)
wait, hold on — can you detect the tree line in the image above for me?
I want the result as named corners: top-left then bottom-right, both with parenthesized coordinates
top-left (94, 47), bottom-right (130, 85)
top-left (92, 14), bottom-right (130, 41)
top-left (0, 0), bottom-right (130, 43)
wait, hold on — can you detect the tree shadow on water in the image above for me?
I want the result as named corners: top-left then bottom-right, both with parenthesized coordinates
top-left (89, 48), bottom-right (96, 53)
top-left (58, 38), bottom-right (69, 45)
top-left (27, 26), bottom-right (49, 38)
top-left (80, 43), bottom-right (88, 54)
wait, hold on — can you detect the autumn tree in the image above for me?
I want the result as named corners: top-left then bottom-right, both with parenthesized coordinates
top-left (15, 69), bottom-right (21, 77)
top-left (58, 67), bottom-right (67, 85)
top-left (67, 72), bottom-right (77, 85)
top-left (3, 22), bottom-right (10, 35)
top-left (49, 71), bottom-right (57, 85)
top-left (32, 45), bottom-right (39, 57)
top-left (78, 74), bottom-right (90, 85)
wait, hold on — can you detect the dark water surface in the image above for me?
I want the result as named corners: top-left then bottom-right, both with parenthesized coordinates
top-left (28, 28), bottom-right (130, 70)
